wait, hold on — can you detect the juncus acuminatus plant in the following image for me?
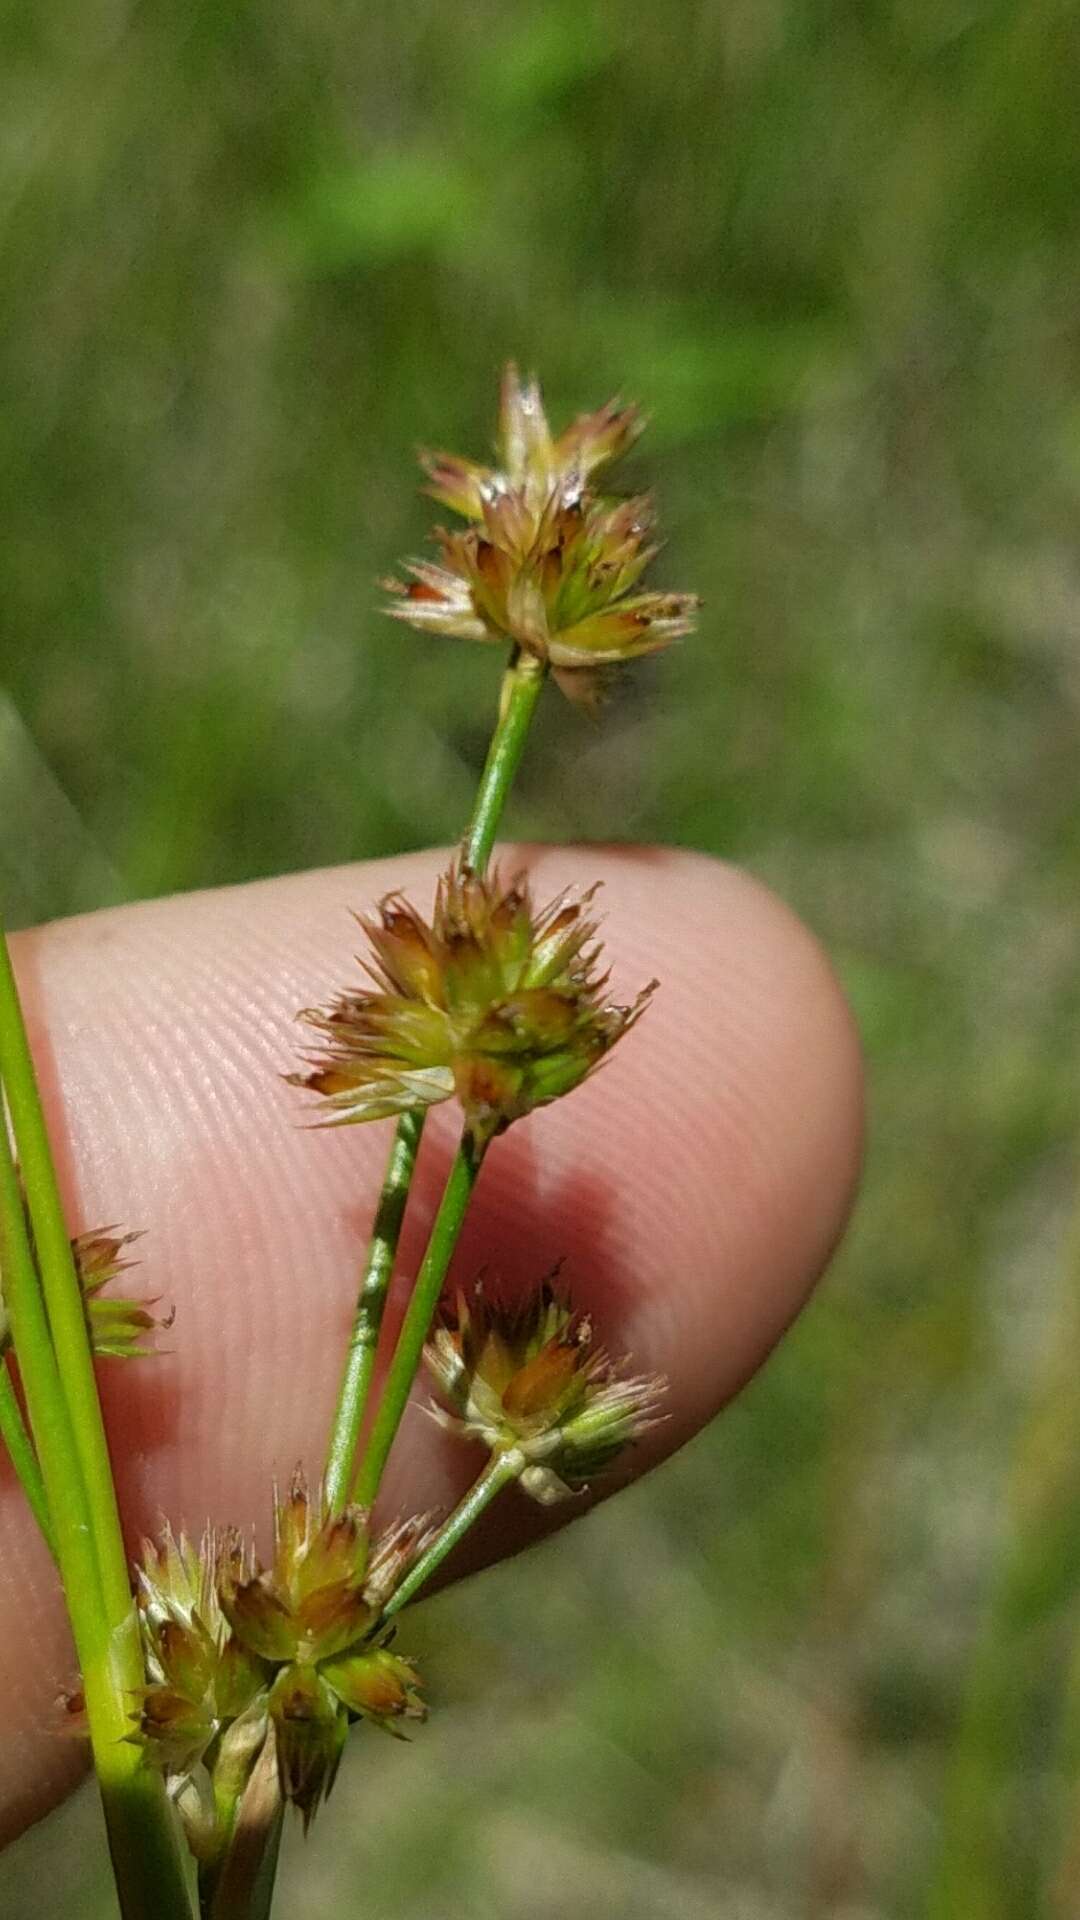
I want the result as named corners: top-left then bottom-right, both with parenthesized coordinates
top-left (0, 367), bottom-right (695, 1917)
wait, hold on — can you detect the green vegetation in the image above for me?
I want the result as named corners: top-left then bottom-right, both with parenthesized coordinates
top-left (4, 2), bottom-right (1080, 1913)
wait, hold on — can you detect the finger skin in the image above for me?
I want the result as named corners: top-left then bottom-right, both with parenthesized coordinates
top-left (0, 845), bottom-right (862, 1842)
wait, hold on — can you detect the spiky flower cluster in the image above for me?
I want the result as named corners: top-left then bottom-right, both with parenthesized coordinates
top-left (135, 1527), bottom-right (267, 1858)
top-left (135, 1475), bottom-right (428, 1845)
top-left (71, 1227), bottom-right (168, 1358)
top-left (0, 1221), bottom-right (164, 1362)
top-left (290, 860), bottom-right (653, 1145)
top-left (425, 1281), bottom-right (665, 1505)
top-left (384, 364), bottom-right (699, 709)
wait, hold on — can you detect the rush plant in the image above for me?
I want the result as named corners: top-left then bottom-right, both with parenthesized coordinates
top-left (0, 367), bottom-right (697, 1917)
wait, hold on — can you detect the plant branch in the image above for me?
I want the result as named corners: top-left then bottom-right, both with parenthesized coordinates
top-left (462, 649), bottom-right (546, 873)
top-left (0, 931), bottom-right (130, 1618)
top-left (0, 1093), bottom-right (102, 1629)
top-left (383, 1448), bottom-right (522, 1618)
top-left (0, 934), bottom-right (192, 1919)
top-left (321, 649), bottom-right (546, 1512)
top-left (0, 1358), bottom-right (54, 1555)
top-left (352, 1129), bottom-right (485, 1509)
top-left (324, 1107), bottom-right (424, 1510)
top-left (0, 1103), bottom-right (192, 1917)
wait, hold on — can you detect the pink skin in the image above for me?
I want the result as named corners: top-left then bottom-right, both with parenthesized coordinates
top-left (0, 845), bottom-right (863, 1843)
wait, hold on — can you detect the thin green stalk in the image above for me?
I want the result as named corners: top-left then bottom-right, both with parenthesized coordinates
top-left (321, 650), bottom-right (546, 1512)
top-left (0, 930), bottom-right (130, 1620)
top-left (0, 1104), bottom-right (101, 1627)
top-left (0, 1081), bottom-right (192, 1918)
top-left (0, 927), bottom-right (191, 1916)
top-left (353, 1130), bottom-right (485, 1508)
top-left (91, 1754), bottom-right (195, 1920)
top-left (323, 1108), bottom-right (424, 1511)
top-left (0, 1358), bottom-right (55, 1555)
top-left (462, 648), bottom-right (546, 872)
top-left (383, 1448), bottom-right (522, 1618)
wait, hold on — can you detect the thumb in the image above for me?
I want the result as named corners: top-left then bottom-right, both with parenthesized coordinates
top-left (0, 843), bottom-right (862, 1842)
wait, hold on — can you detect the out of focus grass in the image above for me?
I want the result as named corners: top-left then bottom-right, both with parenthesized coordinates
top-left (3, 2), bottom-right (1080, 1915)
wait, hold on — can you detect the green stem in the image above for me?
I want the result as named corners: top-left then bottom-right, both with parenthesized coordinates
top-left (0, 1078), bottom-right (192, 1917)
top-left (0, 931), bottom-right (130, 1620)
top-left (0, 931), bottom-right (192, 1918)
top-left (383, 1448), bottom-right (522, 1618)
top-left (323, 1108), bottom-right (424, 1512)
top-left (0, 1099), bottom-right (101, 1628)
top-left (321, 650), bottom-right (546, 1513)
top-left (461, 649), bottom-right (546, 872)
top-left (0, 1357), bottom-right (55, 1555)
top-left (353, 1131), bottom-right (485, 1509)
top-left (94, 1757), bottom-right (194, 1920)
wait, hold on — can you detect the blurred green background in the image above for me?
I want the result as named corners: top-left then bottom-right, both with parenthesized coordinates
top-left (4, 1), bottom-right (1080, 1914)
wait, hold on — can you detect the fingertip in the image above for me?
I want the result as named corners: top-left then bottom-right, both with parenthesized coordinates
top-left (0, 844), bottom-right (863, 1841)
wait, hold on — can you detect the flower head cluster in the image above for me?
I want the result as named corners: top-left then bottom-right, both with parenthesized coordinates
top-left (135, 1526), bottom-right (268, 1856)
top-left (425, 1280), bottom-right (665, 1505)
top-left (135, 1474), bottom-right (428, 1844)
top-left (384, 364), bottom-right (699, 709)
top-left (0, 1220), bottom-right (166, 1362)
top-left (290, 860), bottom-right (653, 1145)
top-left (71, 1227), bottom-right (169, 1358)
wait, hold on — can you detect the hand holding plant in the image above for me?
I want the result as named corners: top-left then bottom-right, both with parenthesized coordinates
top-left (0, 370), bottom-right (861, 1916)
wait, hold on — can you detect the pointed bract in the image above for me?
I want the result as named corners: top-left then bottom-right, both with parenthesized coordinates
top-left (418, 365), bottom-right (643, 524)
